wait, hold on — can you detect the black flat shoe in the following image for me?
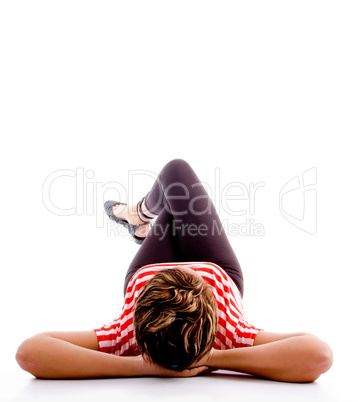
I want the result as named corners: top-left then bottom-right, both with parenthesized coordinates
top-left (104, 200), bottom-right (148, 245)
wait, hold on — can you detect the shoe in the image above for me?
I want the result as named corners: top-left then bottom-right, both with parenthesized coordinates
top-left (104, 200), bottom-right (150, 245)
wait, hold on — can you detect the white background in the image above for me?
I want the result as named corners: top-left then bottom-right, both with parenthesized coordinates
top-left (0, 1), bottom-right (357, 401)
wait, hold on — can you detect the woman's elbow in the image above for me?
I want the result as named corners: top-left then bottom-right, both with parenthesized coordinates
top-left (307, 340), bottom-right (334, 382)
top-left (15, 335), bottom-right (42, 377)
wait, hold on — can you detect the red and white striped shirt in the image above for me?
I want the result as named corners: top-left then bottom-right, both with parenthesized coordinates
top-left (94, 262), bottom-right (263, 356)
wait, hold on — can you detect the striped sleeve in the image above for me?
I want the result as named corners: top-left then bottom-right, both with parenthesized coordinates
top-left (94, 318), bottom-right (122, 354)
top-left (233, 319), bottom-right (263, 347)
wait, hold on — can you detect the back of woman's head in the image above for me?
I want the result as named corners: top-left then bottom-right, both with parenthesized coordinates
top-left (133, 268), bottom-right (218, 371)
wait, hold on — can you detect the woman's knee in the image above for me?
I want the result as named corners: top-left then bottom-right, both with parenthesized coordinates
top-left (164, 158), bottom-right (192, 172)
top-left (161, 159), bottom-right (195, 183)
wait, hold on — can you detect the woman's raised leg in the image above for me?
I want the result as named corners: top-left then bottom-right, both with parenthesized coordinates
top-left (123, 159), bottom-right (244, 297)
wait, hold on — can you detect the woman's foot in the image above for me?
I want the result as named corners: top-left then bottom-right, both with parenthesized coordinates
top-left (112, 199), bottom-right (155, 240)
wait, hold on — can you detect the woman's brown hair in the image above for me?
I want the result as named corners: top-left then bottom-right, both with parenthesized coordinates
top-left (133, 267), bottom-right (218, 371)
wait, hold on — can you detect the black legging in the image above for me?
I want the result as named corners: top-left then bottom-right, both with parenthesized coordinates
top-left (123, 159), bottom-right (244, 297)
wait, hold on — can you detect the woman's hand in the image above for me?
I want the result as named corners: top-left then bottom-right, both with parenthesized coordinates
top-left (133, 354), bottom-right (211, 378)
top-left (190, 348), bottom-right (217, 369)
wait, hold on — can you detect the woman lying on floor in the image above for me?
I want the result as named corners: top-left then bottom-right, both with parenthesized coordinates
top-left (16, 159), bottom-right (333, 383)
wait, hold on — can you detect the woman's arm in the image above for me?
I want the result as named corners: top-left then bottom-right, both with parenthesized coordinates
top-left (253, 330), bottom-right (311, 345)
top-left (16, 331), bottom-right (144, 379)
top-left (202, 333), bottom-right (333, 383)
top-left (16, 331), bottom-right (209, 379)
